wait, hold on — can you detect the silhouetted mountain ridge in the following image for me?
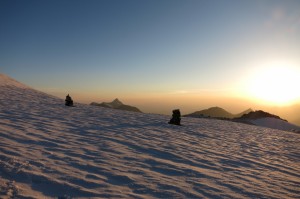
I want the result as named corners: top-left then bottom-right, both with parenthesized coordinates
top-left (90, 98), bottom-right (142, 113)
top-left (238, 110), bottom-right (287, 121)
top-left (185, 106), bottom-right (299, 133)
top-left (233, 110), bottom-right (300, 133)
top-left (185, 106), bottom-right (253, 119)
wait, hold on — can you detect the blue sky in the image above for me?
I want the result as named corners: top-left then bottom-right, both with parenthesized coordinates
top-left (1, 0), bottom-right (300, 113)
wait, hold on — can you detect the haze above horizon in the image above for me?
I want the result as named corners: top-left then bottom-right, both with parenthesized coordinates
top-left (1, 0), bottom-right (300, 114)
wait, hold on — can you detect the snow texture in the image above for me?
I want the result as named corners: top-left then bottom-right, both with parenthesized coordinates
top-left (0, 74), bottom-right (299, 198)
top-left (250, 118), bottom-right (300, 133)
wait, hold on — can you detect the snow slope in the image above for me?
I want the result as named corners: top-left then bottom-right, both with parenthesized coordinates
top-left (0, 74), bottom-right (299, 198)
top-left (0, 74), bottom-right (30, 89)
top-left (250, 118), bottom-right (300, 133)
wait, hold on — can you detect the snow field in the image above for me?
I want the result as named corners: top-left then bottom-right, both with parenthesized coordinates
top-left (0, 74), bottom-right (299, 198)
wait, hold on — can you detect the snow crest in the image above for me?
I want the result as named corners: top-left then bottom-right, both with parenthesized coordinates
top-left (0, 75), bottom-right (300, 198)
top-left (0, 74), bottom-right (30, 89)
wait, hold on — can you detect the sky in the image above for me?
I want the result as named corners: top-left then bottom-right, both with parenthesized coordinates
top-left (1, 0), bottom-right (300, 114)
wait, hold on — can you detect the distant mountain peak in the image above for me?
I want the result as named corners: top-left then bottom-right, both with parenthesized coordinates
top-left (185, 106), bottom-right (253, 119)
top-left (185, 106), bottom-right (233, 118)
top-left (111, 98), bottom-right (123, 107)
top-left (238, 110), bottom-right (287, 121)
top-left (234, 108), bottom-right (253, 118)
top-left (90, 98), bottom-right (142, 113)
top-left (208, 106), bottom-right (226, 111)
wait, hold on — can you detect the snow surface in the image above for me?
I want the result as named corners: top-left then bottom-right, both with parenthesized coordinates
top-left (251, 118), bottom-right (300, 133)
top-left (0, 74), bottom-right (30, 89)
top-left (0, 74), bottom-right (300, 198)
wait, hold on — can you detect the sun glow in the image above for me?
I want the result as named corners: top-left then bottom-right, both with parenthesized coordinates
top-left (247, 62), bottom-right (300, 106)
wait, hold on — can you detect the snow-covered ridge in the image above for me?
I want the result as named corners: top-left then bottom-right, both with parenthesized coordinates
top-left (0, 74), bottom-right (30, 89)
top-left (250, 117), bottom-right (300, 133)
top-left (0, 74), bottom-right (299, 198)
